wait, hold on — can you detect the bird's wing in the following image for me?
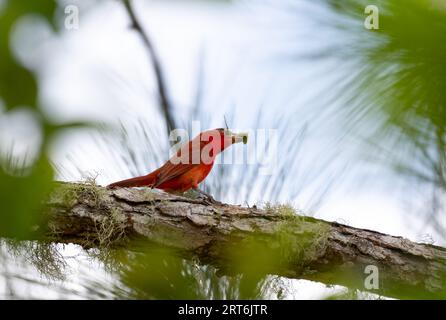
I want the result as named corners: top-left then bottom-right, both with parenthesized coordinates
top-left (153, 142), bottom-right (203, 187)
top-left (153, 162), bottom-right (198, 187)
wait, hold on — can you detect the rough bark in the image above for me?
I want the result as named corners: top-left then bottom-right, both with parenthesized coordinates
top-left (44, 182), bottom-right (446, 299)
top-left (122, 0), bottom-right (176, 134)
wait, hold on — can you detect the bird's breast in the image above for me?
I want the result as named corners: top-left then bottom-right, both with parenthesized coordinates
top-left (186, 163), bottom-right (214, 184)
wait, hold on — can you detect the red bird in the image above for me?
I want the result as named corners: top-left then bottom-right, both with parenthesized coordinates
top-left (107, 128), bottom-right (247, 195)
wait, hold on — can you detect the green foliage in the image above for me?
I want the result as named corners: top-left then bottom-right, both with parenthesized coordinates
top-left (115, 247), bottom-right (211, 299)
top-left (0, 155), bottom-right (54, 238)
top-left (318, 0), bottom-right (446, 191)
top-left (90, 243), bottom-right (289, 300)
top-left (0, 0), bottom-right (56, 109)
top-left (0, 1), bottom-right (93, 240)
top-left (310, 1), bottom-right (446, 296)
top-left (0, 0), bottom-right (57, 239)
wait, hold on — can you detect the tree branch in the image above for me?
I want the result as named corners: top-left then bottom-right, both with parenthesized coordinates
top-left (122, 0), bottom-right (176, 134)
top-left (44, 182), bottom-right (446, 299)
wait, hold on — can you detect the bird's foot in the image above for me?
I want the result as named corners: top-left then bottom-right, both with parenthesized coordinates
top-left (199, 193), bottom-right (220, 205)
top-left (185, 189), bottom-right (221, 205)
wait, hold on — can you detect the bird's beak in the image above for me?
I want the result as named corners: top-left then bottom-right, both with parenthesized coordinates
top-left (231, 132), bottom-right (248, 144)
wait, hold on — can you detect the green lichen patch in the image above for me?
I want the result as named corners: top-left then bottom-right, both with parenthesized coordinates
top-left (221, 203), bottom-right (331, 279)
top-left (142, 190), bottom-right (156, 202)
top-left (274, 217), bottom-right (330, 269)
top-left (50, 179), bottom-right (108, 209)
top-left (94, 207), bottom-right (128, 248)
top-left (263, 202), bottom-right (303, 217)
top-left (47, 205), bottom-right (130, 252)
top-left (48, 179), bottom-right (131, 249)
top-left (261, 203), bottom-right (330, 264)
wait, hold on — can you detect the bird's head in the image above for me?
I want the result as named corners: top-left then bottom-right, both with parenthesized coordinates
top-left (175, 128), bottom-right (248, 165)
top-left (200, 128), bottom-right (248, 152)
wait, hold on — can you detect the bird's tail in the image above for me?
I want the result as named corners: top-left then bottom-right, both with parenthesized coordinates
top-left (107, 173), bottom-right (157, 189)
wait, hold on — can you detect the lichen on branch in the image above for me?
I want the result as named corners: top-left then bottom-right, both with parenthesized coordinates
top-left (40, 182), bottom-right (446, 299)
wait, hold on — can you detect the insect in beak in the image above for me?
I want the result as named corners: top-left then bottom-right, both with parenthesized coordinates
top-left (224, 116), bottom-right (248, 144)
top-left (231, 132), bottom-right (248, 144)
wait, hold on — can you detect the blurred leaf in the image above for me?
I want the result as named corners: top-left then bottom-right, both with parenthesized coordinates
top-left (0, 0), bottom-right (63, 239)
top-left (0, 154), bottom-right (54, 238)
top-left (43, 121), bottom-right (102, 141)
top-left (0, 0), bottom-right (56, 109)
top-left (90, 238), bottom-right (290, 300)
top-left (116, 247), bottom-right (207, 299)
top-left (305, 0), bottom-right (446, 233)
